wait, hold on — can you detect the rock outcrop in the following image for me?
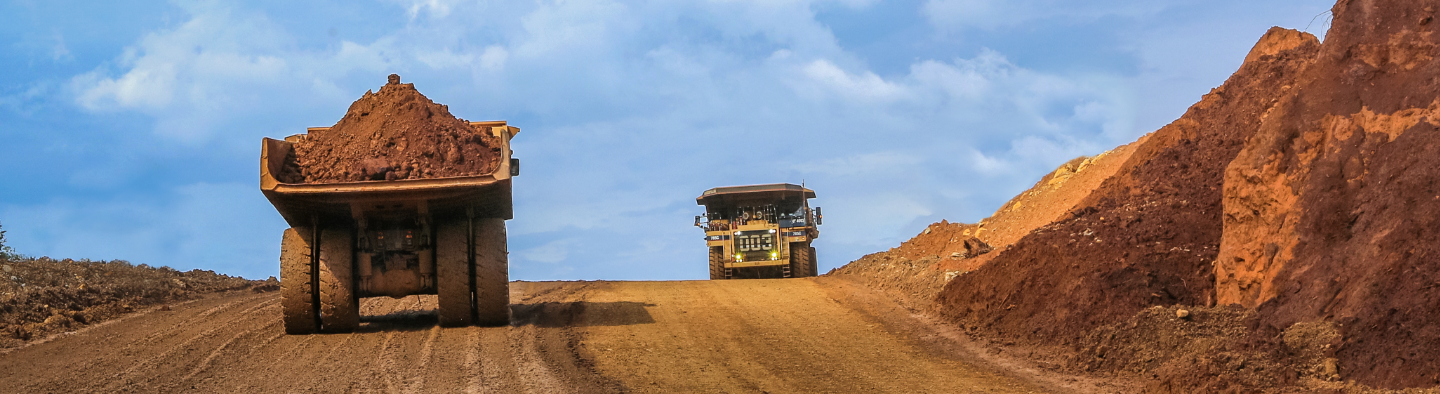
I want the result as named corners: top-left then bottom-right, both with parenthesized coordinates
top-left (1215, 1), bottom-right (1440, 388)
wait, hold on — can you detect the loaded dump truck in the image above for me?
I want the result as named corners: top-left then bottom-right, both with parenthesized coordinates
top-left (695, 183), bottom-right (821, 279)
top-left (260, 75), bottom-right (519, 334)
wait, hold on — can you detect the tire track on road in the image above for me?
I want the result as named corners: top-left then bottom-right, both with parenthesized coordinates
top-left (90, 296), bottom-right (279, 392)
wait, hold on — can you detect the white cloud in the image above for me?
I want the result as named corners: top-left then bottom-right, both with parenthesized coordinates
top-left (922, 0), bottom-right (1171, 31)
top-left (399, 0), bottom-right (461, 19)
top-left (66, 3), bottom-right (391, 142)
top-left (479, 45), bottom-right (508, 71)
top-left (801, 59), bottom-right (906, 102)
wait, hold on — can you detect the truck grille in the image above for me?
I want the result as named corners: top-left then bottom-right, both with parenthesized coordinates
top-left (735, 230), bottom-right (775, 252)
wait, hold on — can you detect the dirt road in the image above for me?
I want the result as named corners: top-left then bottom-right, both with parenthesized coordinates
top-left (0, 278), bottom-right (1051, 393)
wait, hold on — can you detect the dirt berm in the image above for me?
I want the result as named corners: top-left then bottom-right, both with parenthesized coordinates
top-left (281, 74), bottom-right (504, 184)
top-left (837, 0), bottom-right (1440, 391)
top-left (1, 257), bottom-right (270, 350)
top-left (830, 137), bottom-right (1147, 310)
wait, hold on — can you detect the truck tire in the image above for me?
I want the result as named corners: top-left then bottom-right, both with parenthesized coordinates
top-left (789, 242), bottom-right (813, 278)
top-left (808, 245), bottom-right (819, 277)
top-left (317, 227), bottom-right (358, 333)
top-left (709, 247), bottom-right (725, 280)
top-left (280, 227), bottom-right (317, 335)
top-left (436, 218), bottom-right (473, 327)
top-left (473, 218), bottom-right (510, 326)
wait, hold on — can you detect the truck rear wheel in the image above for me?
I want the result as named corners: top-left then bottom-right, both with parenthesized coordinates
top-left (317, 227), bottom-right (358, 333)
top-left (790, 242), bottom-right (814, 278)
top-left (436, 218), bottom-right (473, 327)
top-left (708, 247), bottom-right (725, 280)
top-left (280, 227), bottom-right (317, 335)
top-left (473, 218), bottom-right (510, 326)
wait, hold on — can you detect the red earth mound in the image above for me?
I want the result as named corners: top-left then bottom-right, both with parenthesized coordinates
top-left (1215, 0), bottom-right (1440, 388)
top-left (830, 139), bottom-right (1144, 308)
top-left (842, 1), bottom-right (1440, 390)
top-left (283, 75), bottom-right (503, 184)
top-left (932, 24), bottom-right (1320, 386)
top-left (0, 257), bottom-right (270, 349)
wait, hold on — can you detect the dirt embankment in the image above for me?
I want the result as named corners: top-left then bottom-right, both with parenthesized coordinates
top-left (928, 26), bottom-right (1322, 391)
top-left (830, 136), bottom-right (1145, 309)
top-left (0, 257), bottom-right (270, 349)
top-left (281, 75), bottom-right (503, 184)
top-left (933, 22), bottom-right (1318, 356)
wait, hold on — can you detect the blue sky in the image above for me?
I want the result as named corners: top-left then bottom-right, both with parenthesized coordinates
top-left (0, 0), bottom-right (1333, 280)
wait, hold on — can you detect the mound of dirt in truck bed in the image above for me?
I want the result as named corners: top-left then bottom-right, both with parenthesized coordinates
top-left (283, 75), bottom-right (503, 184)
top-left (0, 256), bottom-right (269, 349)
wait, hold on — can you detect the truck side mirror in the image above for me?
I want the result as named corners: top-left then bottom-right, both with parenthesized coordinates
top-left (695, 215), bottom-right (704, 227)
top-left (814, 207), bottom-right (822, 225)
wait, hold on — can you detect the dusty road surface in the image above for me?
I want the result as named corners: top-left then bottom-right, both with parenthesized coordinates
top-left (0, 278), bottom-right (1052, 393)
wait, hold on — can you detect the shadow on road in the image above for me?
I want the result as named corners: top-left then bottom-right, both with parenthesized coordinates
top-left (357, 309), bottom-right (441, 333)
top-left (346, 300), bottom-right (657, 332)
top-left (512, 301), bottom-right (657, 327)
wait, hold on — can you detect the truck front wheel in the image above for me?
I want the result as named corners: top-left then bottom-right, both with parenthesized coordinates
top-left (708, 247), bottom-right (725, 280)
top-left (789, 242), bottom-right (815, 278)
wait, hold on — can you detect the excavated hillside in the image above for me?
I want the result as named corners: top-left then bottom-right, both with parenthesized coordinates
top-left (282, 75), bottom-right (504, 184)
top-left (825, 0), bottom-right (1440, 391)
top-left (830, 137), bottom-right (1146, 308)
top-left (929, 26), bottom-right (1321, 390)
top-left (933, 23), bottom-right (1319, 351)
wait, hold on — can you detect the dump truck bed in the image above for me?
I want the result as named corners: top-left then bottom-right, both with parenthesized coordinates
top-left (260, 121), bottom-right (519, 228)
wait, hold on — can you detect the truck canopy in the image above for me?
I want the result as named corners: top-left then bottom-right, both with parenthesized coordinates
top-left (696, 183), bottom-right (815, 213)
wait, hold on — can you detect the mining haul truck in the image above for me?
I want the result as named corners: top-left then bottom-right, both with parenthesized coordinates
top-left (260, 122), bottom-right (519, 334)
top-left (695, 183), bottom-right (822, 279)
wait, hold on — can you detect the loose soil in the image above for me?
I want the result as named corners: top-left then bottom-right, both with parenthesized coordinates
top-left (0, 257), bottom-right (269, 350)
top-left (283, 75), bottom-right (503, 184)
top-left (0, 279), bottom-right (1067, 393)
